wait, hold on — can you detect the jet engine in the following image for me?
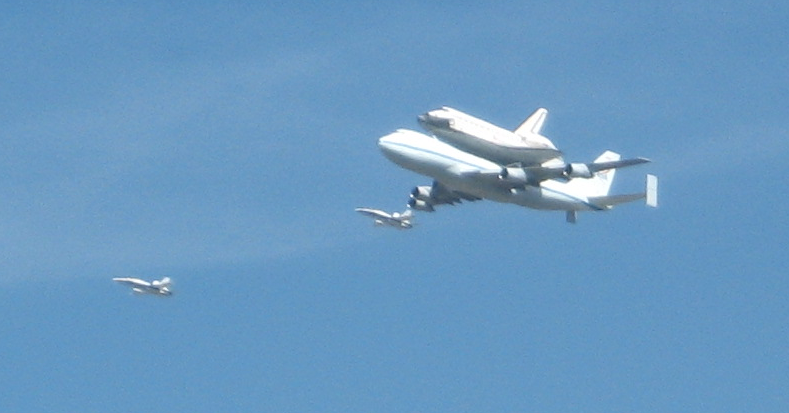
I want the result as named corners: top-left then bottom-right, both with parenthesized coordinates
top-left (498, 167), bottom-right (530, 185)
top-left (563, 163), bottom-right (593, 179)
top-left (408, 198), bottom-right (435, 212)
top-left (411, 186), bottom-right (432, 201)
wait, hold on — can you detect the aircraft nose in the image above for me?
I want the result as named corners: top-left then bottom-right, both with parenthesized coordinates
top-left (378, 131), bottom-right (409, 159)
top-left (378, 135), bottom-right (396, 155)
top-left (417, 113), bottom-right (451, 129)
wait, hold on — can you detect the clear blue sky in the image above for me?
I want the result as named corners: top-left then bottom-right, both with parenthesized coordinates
top-left (1, 1), bottom-right (787, 412)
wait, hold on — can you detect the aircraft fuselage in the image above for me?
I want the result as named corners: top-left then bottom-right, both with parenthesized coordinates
top-left (378, 129), bottom-right (605, 212)
top-left (113, 277), bottom-right (172, 296)
top-left (418, 107), bottom-right (561, 166)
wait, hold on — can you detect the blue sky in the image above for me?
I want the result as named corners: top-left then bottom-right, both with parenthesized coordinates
top-left (1, 1), bottom-right (787, 412)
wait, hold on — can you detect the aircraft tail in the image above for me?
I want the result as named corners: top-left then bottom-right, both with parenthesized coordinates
top-left (152, 277), bottom-right (172, 287)
top-left (587, 174), bottom-right (659, 208)
top-left (514, 108), bottom-right (548, 136)
top-left (513, 108), bottom-right (559, 150)
top-left (567, 151), bottom-right (620, 197)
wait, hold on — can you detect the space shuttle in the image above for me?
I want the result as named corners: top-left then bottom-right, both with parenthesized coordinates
top-left (417, 106), bottom-right (563, 167)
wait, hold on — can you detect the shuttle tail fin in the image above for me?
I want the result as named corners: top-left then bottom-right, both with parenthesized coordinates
top-left (514, 108), bottom-right (548, 137)
top-left (514, 108), bottom-right (559, 150)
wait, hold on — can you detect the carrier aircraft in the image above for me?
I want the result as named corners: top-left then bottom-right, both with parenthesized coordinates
top-left (376, 108), bottom-right (657, 223)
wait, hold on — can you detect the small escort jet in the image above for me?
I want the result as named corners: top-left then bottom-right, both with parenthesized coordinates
top-left (355, 207), bottom-right (414, 229)
top-left (113, 277), bottom-right (173, 297)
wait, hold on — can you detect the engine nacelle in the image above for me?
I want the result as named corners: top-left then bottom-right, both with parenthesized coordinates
top-left (498, 167), bottom-right (530, 185)
top-left (408, 198), bottom-right (435, 212)
top-left (563, 163), bottom-right (593, 179)
top-left (411, 186), bottom-right (432, 201)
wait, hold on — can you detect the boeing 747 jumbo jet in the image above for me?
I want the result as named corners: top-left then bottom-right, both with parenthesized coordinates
top-left (113, 277), bottom-right (173, 296)
top-left (375, 108), bottom-right (657, 223)
top-left (355, 207), bottom-right (414, 229)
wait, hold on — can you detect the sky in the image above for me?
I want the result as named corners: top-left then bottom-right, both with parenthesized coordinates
top-left (1, 1), bottom-right (787, 412)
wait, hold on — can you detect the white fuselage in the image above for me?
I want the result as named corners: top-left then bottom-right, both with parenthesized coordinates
top-left (355, 208), bottom-right (413, 229)
top-left (418, 107), bottom-right (561, 166)
top-left (113, 277), bottom-right (172, 296)
top-left (379, 129), bottom-right (604, 212)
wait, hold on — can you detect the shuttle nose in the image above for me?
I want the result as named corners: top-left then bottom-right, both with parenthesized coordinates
top-left (417, 112), bottom-right (451, 129)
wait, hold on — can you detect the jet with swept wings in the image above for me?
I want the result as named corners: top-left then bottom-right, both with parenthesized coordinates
top-left (113, 277), bottom-right (173, 296)
top-left (355, 207), bottom-right (414, 229)
top-left (376, 108), bottom-right (657, 223)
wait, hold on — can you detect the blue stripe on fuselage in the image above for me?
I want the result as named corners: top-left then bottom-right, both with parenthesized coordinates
top-left (540, 186), bottom-right (605, 211)
top-left (380, 139), bottom-right (491, 170)
top-left (382, 137), bottom-right (605, 211)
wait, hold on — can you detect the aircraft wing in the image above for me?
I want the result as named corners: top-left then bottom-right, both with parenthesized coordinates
top-left (355, 208), bottom-right (389, 220)
top-left (471, 157), bottom-right (651, 188)
top-left (587, 193), bottom-right (644, 207)
top-left (112, 277), bottom-right (148, 287)
top-left (531, 157), bottom-right (650, 181)
top-left (408, 180), bottom-right (481, 212)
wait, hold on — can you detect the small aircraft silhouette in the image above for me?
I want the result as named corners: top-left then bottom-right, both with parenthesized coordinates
top-left (113, 277), bottom-right (173, 297)
top-left (355, 207), bottom-right (414, 229)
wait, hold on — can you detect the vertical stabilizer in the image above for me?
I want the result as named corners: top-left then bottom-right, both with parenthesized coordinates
top-left (565, 151), bottom-right (620, 197)
top-left (646, 174), bottom-right (658, 207)
top-left (592, 151), bottom-right (620, 196)
top-left (514, 108), bottom-right (548, 137)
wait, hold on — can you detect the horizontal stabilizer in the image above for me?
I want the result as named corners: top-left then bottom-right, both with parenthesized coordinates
top-left (588, 157), bottom-right (650, 174)
top-left (588, 193), bottom-right (644, 207)
top-left (587, 174), bottom-right (659, 209)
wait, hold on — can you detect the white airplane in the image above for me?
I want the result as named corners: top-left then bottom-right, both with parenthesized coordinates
top-left (418, 106), bottom-right (562, 166)
top-left (378, 125), bottom-right (657, 223)
top-left (355, 207), bottom-right (414, 229)
top-left (113, 277), bottom-right (173, 296)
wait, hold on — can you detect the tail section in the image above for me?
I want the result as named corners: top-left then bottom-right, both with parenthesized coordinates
top-left (152, 277), bottom-right (172, 287)
top-left (513, 108), bottom-right (558, 150)
top-left (645, 174), bottom-right (658, 207)
top-left (590, 151), bottom-right (620, 196)
top-left (514, 108), bottom-right (548, 136)
top-left (587, 174), bottom-right (659, 208)
top-left (566, 151), bottom-right (620, 197)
